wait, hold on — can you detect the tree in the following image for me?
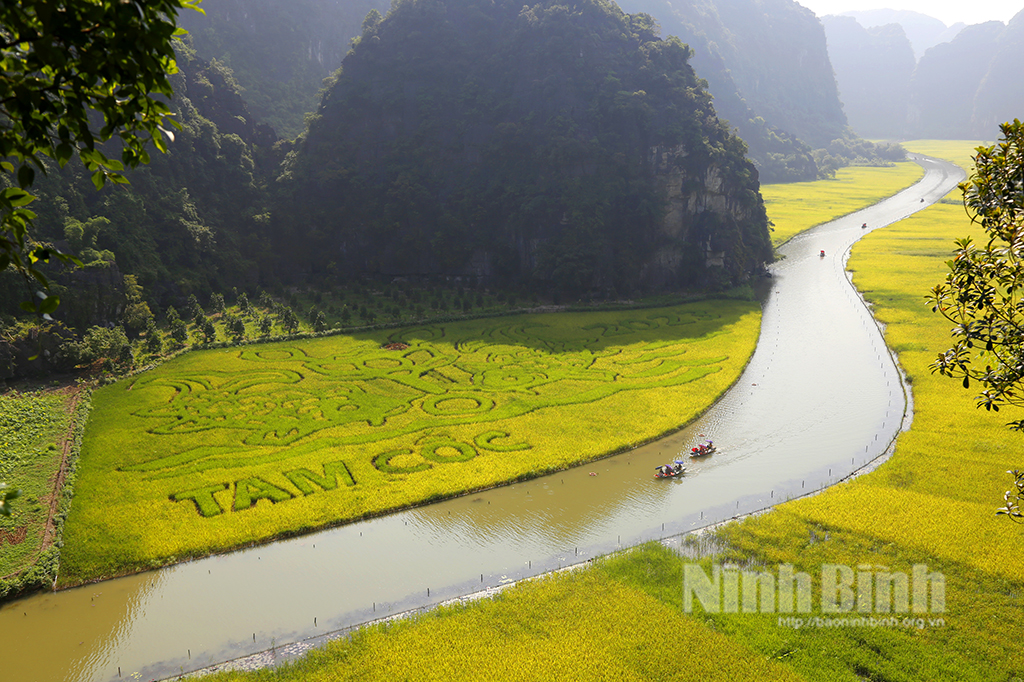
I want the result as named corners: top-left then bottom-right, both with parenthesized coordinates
top-left (185, 294), bottom-right (203, 321)
top-left (237, 292), bottom-right (251, 316)
top-left (225, 314), bottom-right (245, 342)
top-left (1, 0), bottom-right (203, 315)
top-left (312, 309), bottom-right (327, 333)
top-left (929, 121), bottom-right (1024, 426)
top-left (144, 319), bottom-right (163, 355)
top-left (200, 317), bottom-right (216, 344)
top-left (122, 274), bottom-right (153, 336)
top-left (279, 306), bottom-right (299, 335)
top-left (170, 318), bottom-right (188, 345)
top-left (928, 120), bottom-right (1024, 520)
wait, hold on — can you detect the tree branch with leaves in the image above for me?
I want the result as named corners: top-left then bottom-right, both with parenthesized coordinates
top-left (1, 0), bottom-right (203, 315)
top-left (927, 119), bottom-right (1024, 519)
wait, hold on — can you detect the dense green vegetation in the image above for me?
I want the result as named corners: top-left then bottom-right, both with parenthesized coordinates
top-left (177, 0), bottom-right (390, 140)
top-left (60, 300), bottom-right (760, 583)
top-left (0, 388), bottom-right (88, 600)
top-left (278, 0), bottom-right (771, 295)
top-left (0, 36), bottom-right (275, 320)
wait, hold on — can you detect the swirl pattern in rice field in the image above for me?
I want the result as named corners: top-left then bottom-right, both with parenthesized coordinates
top-left (61, 302), bottom-right (760, 582)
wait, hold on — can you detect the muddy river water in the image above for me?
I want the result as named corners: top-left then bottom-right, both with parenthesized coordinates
top-left (0, 155), bottom-right (964, 681)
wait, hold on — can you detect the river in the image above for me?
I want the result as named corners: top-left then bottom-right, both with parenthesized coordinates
top-left (0, 154), bottom-right (964, 681)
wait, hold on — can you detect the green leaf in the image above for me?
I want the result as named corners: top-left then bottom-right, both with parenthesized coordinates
top-left (2, 187), bottom-right (35, 207)
top-left (55, 142), bottom-right (74, 165)
top-left (38, 295), bottom-right (60, 315)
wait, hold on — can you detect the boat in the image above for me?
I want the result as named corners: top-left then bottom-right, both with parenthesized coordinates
top-left (654, 460), bottom-right (687, 479)
top-left (688, 440), bottom-right (716, 458)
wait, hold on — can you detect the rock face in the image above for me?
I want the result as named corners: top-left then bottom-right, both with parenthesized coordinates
top-left (907, 21), bottom-right (1005, 139)
top-left (840, 9), bottom-right (952, 58)
top-left (650, 146), bottom-right (770, 289)
top-left (617, 0), bottom-right (848, 180)
top-left (821, 16), bottom-right (915, 139)
top-left (278, 0), bottom-right (772, 294)
top-left (969, 11), bottom-right (1024, 138)
top-left (827, 9), bottom-right (1024, 141)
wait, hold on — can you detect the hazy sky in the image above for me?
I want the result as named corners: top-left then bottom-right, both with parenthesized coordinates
top-left (796, 0), bottom-right (1021, 26)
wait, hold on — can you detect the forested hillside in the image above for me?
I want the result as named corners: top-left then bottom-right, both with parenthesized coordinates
top-left (177, 0), bottom-right (390, 139)
top-left (276, 0), bottom-right (772, 294)
top-left (0, 38), bottom-right (277, 320)
top-left (615, 0), bottom-right (846, 181)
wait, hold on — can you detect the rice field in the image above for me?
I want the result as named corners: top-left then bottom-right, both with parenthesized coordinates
top-left (60, 301), bottom-right (761, 583)
top-left (761, 162), bottom-right (925, 245)
top-left (192, 142), bottom-right (1024, 682)
top-left (204, 566), bottom-right (802, 682)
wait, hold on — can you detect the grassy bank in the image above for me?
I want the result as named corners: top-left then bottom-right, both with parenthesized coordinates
top-left (762, 162), bottom-right (925, 245)
top-left (200, 143), bottom-right (1024, 681)
top-left (0, 386), bottom-right (88, 599)
top-left (60, 301), bottom-right (760, 584)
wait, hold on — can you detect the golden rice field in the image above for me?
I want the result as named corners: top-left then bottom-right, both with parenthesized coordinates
top-left (60, 301), bottom-right (760, 583)
top-left (206, 567), bottom-right (802, 682)
top-left (900, 139), bottom-right (991, 170)
top-left (761, 162), bottom-right (925, 245)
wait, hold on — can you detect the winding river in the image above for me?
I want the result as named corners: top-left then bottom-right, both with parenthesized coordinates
top-left (0, 155), bottom-right (964, 682)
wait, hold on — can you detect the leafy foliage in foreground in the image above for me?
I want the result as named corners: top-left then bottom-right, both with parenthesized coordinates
top-left (928, 121), bottom-right (1024, 430)
top-left (60, 301), bottom-right (759, 583)
top-left (0, 0), bottom-right (201, 314)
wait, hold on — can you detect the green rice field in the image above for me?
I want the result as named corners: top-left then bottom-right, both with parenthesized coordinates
top-left (60, 301), bottom-right (760, 583)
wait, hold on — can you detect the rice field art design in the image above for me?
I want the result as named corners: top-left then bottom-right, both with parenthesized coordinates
top-left (63, 302), bottom-right (759, 580)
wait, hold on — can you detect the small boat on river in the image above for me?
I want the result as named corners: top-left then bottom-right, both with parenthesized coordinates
top-left (654, 460), bottom-right (686, 479)
top-left (688, 440), bottom-right (716, 458)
